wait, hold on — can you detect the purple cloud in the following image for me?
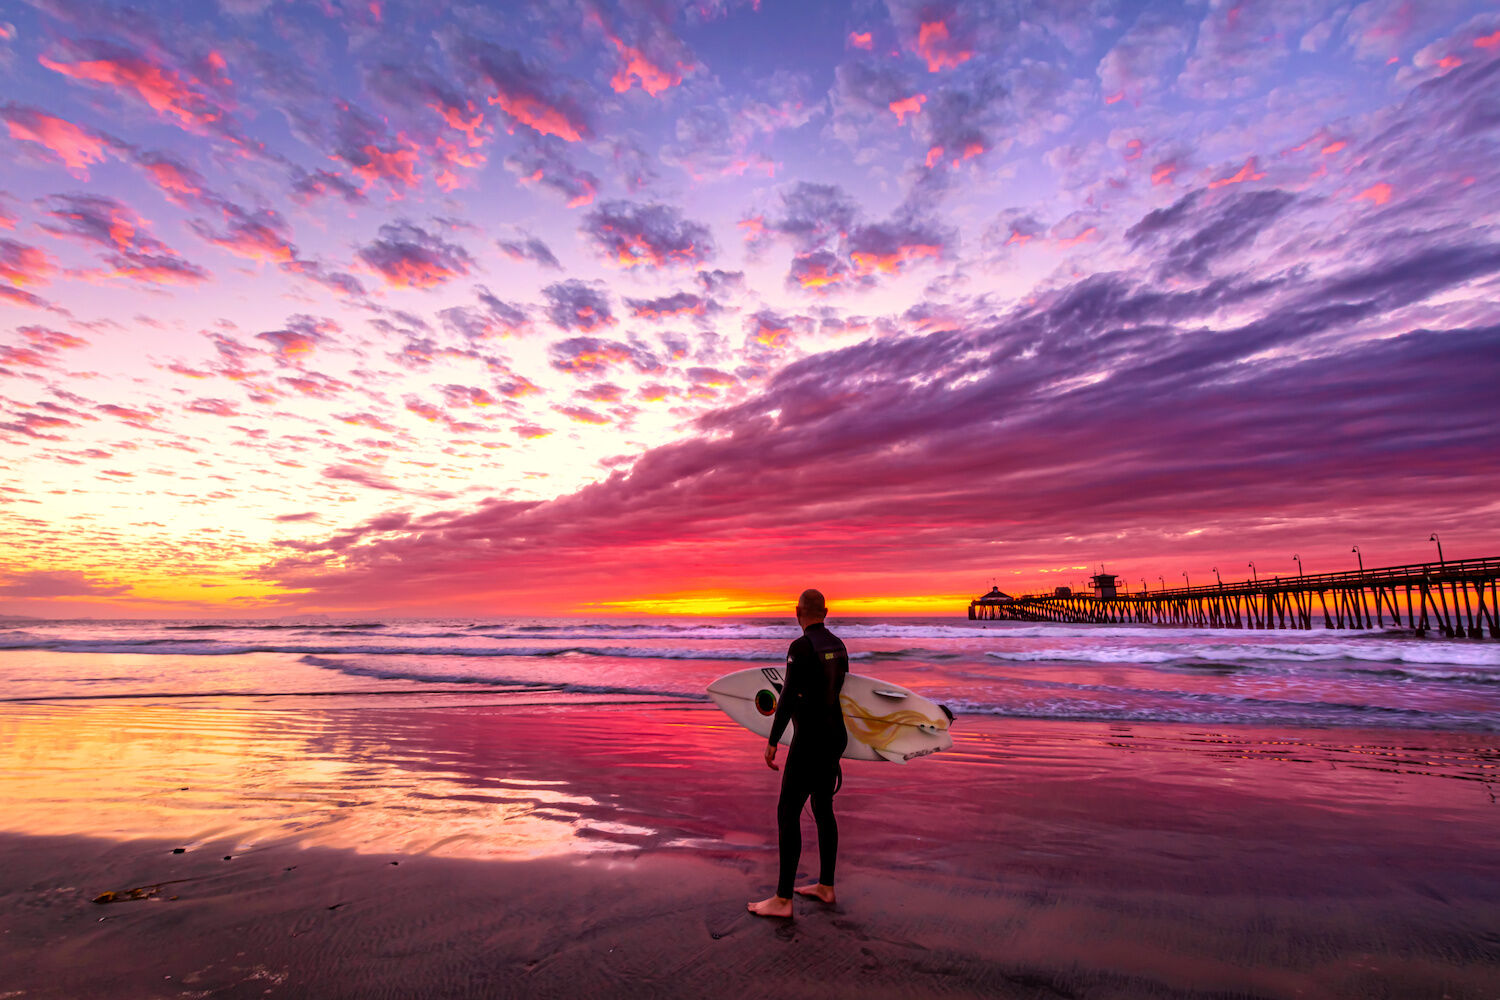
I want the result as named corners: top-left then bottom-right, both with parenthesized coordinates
top-left (496, 233), bottom-right (561, 269)
top-left (356, 221), bottom-right (475, 288)
top-left (542, 279), bottom-right (616, 331)
top-left (504, 140), bottom-right (598, 207)
top-left (445, 35), bottom-right (591, 143)
top-left (579, 200), bottom-right (714, 269)
top-left (40, 193), bottom-right (210, 285)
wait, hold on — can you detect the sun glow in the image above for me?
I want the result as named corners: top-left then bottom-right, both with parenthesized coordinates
top-left (577, 590), bottom-right (977, 617)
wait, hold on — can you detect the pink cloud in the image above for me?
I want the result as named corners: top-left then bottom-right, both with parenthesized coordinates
top-left (1, 104), bottom-right (114, 174)
top-left (39, 38), bottom-right (235, 140)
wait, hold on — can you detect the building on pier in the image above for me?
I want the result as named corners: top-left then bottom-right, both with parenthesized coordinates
top-left (968, 585), bottom-right (1012, 620)
top-left (1091, 573), bottom-right (1119, 600)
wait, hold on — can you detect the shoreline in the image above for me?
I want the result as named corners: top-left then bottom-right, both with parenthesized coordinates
top-left (2, 701), bottom-right (1498, 997)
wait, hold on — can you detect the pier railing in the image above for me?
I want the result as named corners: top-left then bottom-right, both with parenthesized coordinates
top-left (969, 557), bottom-right (1500, 639)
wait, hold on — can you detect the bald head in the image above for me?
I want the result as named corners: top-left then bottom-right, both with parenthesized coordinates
top-left (796, 588), bottom-right (827, 624)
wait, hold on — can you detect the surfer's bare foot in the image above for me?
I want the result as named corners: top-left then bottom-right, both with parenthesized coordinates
top-left (794, 883), bottom-right (835, 904)
top-left (747, 895), bottom-right (793, 918)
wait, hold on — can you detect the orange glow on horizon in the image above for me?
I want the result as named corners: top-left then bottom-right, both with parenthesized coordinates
top-left (128, 576), bottom-right (295, 606)
top-left (577, 590), bottom-right (976, 617)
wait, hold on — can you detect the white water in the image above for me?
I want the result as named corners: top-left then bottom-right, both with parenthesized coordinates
top-left (2, 616), bottom-right (1497, 730)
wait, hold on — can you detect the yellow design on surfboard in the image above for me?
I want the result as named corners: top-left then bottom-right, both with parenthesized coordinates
top-left (840, 695), bottom-right (949, 751)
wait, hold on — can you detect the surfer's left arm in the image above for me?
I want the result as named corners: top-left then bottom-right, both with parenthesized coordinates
top-left (767, 638), bottom-right (806, 752)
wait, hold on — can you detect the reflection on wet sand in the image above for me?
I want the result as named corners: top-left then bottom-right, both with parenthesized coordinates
top-left (0, 703), bottom-right (669, 860)
top-left (3, 701), bottom-right (1497, 882)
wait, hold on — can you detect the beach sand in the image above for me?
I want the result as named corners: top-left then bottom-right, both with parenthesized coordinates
top-left (2, 700), bottom-right (1497, 998)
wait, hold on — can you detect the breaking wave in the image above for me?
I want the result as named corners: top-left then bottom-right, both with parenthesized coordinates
top-left (299, 655), bottom-right (711, 702)
top-left (0, 634), bottom-right (874, 662)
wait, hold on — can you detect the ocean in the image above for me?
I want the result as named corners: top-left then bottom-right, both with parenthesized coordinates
top-left (4, 615), bottom-right (1497, 731)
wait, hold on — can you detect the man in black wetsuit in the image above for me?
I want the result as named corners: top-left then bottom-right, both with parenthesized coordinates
top-left (748, 588), bottom-right (849, 919)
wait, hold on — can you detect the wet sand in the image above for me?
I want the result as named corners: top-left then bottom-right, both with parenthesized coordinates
top-left (1, 701), bottom-right (1498, 998)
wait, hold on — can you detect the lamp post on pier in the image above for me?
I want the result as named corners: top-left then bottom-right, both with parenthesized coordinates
top-left (1429, 533), bottom-right (1444, 566)
top-left (1158, 575), bottom-right (1165, 591)
top-left (1352, 545), bottom-right (1364, 573)
top-left (1182, 571), bottom-right (1190, 589)
top-left (1293, 554), bottom-right (1303, 578)
top-left (1213, 566), bottom-right (1223, 587)
top-left (1248, 561), bottom-right (1257, 583)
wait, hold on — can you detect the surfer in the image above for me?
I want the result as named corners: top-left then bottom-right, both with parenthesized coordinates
top-left (748, 588), bottom-right (848, 919)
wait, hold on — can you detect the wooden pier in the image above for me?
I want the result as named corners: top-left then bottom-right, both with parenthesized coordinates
top-left (970, 557), bottom-right (1500, 638)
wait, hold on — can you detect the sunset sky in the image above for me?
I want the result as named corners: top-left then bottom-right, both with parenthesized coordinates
top-left (1, 0), bottom-right (1497, 617)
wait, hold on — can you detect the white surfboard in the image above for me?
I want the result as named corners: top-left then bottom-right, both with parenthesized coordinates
top-left (707, 666), bottom-right (954, 763)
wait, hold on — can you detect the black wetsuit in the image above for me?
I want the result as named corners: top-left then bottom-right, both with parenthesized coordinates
top-left (767, 622), bottom-right (849, 899)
